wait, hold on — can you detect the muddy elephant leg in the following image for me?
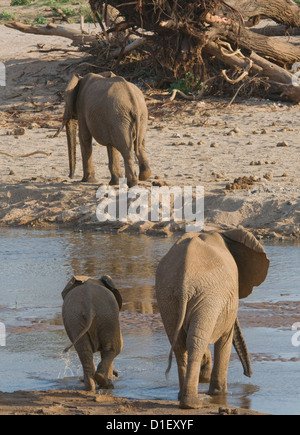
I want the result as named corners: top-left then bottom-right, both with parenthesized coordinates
top-left (107, 145), bottom-right (122, 186)
top-left (199, 347), bottom-right (212, 383)
top-left (75, 342), bottom-right (96, 392)
top-left (209, 327), bottom-right (234, 395)
top-left (94, 350), bottom-right (115, 389)
top-left (78, 119), bottom-right (97, 183)
top-left (135, 139), bottom-right (151, 181)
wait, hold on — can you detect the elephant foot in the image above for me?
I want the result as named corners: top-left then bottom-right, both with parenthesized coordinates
top-left (179, 395), bottom-right (202, 410)
top-left (139, 166), bottom-right (151, 181)
top-left (83, 377), bottom-right (96, 393)
top-left (208, 383), bottom-right (227, 396)
top-left (81, 175), bottom-right (97, 183)
top-left (109, 176), bottom-right (120, 186)
top-left (94, 372), bottom-right (114, 389)
top-left (127, 178), bottom-right (138, 188)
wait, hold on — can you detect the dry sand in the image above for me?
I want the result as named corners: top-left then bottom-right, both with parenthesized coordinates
top-left (0, 20), bottom-right (298, 415)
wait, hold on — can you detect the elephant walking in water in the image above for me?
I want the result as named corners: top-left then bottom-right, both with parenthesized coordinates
top-left (61, 72), bottom-right (151, 187)
top-left (155, 228), bottom-right (270, 409)
top-left (62, 275), bottom-right (123, 392)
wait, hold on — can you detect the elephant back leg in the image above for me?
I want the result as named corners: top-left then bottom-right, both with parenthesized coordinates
top-left (107, 145), bottom-right (122, 186)
top-left (158, 297), bottom-right (188, 402)
top-left (78, 117), bottom-right (97, 183)
top-left (135, 135), bottom-right (151, 182)
top-left (75, 338), bottom-right (96, 392)
top-left (94, 349), bottom-right (116, 389)
top-left (209, 326), bottom-right (234, 395)
top-left (111, 129), bottom-right (138, 187)
top-left (199, 347), bottom-right (212, 383)
top-left (180, 316), bottom-right (216, 409)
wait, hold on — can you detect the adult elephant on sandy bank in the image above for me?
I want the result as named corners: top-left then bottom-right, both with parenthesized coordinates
top-left (62, 72), bottom-right (151, 187)
top-left (62, 275), bottom-right (123, 392)
top-left (155, 228), bottom-right (270, 409)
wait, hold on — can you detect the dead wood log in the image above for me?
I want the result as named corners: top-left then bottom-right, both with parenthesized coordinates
top-left (251, 24), bottom-right (300, 37)
top-left (266, 81), bottom-right (300, 103)
top-left (204, 40), bottom-right (295, 85)
top-left (224, 25), bottom-right (300, 65)
top-left (5, 22), bottom-right (98, 45)
top-left (226, 0), bottom-right (300, 28)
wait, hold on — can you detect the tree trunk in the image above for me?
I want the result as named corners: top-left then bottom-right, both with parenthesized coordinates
top-left (226, 25), bottom-right (300, 65)
top-left (226, 0), bottom-right (300, 27)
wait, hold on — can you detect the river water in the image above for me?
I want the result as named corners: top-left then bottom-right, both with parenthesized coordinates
top-left (0, 228), bottom-right (299, 415)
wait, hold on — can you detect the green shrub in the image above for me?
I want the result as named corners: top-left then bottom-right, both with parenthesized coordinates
top-left (169, 72), bottom-right (201, 95)
top-left (0, 10), bottom-right (17, 20)
top-left (10, 0), bottom-right (32, 6)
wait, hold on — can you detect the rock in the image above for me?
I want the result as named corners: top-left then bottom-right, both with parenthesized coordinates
top-left (210, 142), bottom-right (219, 148)
top-left (8, 170), bottom-right (16, 175)
top-left (263, 173), bottom-right (273, 181)
top-left (282, 173), bottom-right (290, 177)
top-left (7, 127), bottom-right (26, 136)
top-left (277, 141), bottom-right (289, 147)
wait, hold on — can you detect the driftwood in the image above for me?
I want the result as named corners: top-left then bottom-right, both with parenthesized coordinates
top-left (5, 22), bottom-right (98, 45)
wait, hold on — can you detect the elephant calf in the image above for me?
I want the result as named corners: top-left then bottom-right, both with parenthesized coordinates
top-left (62, 275), bottom-right (123, 392)
top-left (61, 72), bottom-right (151, 187)
top-left (156, 228), bottom-right (270, 409)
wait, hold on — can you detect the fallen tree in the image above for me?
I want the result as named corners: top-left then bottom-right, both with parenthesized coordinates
top-left (5, 0), bottom-right (300, 103)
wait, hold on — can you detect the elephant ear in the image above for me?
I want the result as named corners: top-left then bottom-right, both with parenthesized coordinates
top-left (100, 275), bottom-right (123, 310)
top-left (63, 74), bottom-right (81, 121)
top-left (61, 275), bottom-right (90, 300)
top-left (222, 228), bottom-right (270, 299)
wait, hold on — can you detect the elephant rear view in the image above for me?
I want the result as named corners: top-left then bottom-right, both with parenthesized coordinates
top-left (62, 72), bottom-right (151, 187)
top-left (62, 275), bottom-right (123, 392)
top-left (155, 228), bottom-right (270, 409)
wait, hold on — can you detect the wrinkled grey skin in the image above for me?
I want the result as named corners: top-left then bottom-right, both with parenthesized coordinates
top-left (62, 275), bottom-right (123, 392)
top-left (155, 228), bottom-right (270, 409)
top-left (62, 72), bottom-right (151, 187)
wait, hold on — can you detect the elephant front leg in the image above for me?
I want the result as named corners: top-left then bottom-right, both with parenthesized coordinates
top-left (107, 145), bottom-right (122, 185)
top-left (209, 327), bottom-right (234, 395)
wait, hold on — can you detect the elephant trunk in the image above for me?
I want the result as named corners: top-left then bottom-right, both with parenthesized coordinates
top-left (66, 119), bottom-right (77, 179)
top-left (233, 317), bottom-right (253, 378)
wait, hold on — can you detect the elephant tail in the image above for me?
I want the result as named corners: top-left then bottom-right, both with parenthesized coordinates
top-left (233, 317), bottom-right (253, 378)
top-left (165, 297), bottom-right (188, 379)
top-left (64, 311), bottom-right (95, 353)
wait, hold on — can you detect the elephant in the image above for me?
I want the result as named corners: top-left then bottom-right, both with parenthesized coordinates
top-left (62, 274), bottom-right (123, 392)
top-left (155, 228), bottom-right (270, 409)
top-left (61, 71), bottom-right (151, 187)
